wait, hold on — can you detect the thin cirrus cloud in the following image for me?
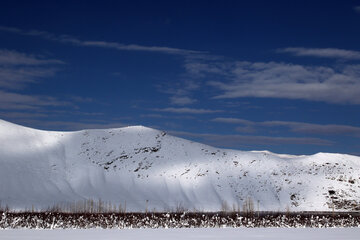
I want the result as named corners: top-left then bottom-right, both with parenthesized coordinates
top-left (170, 96), bottom-right (197, 105)
top-left (262, 121), bottom-right (360, 137)
top-left (22, 119), bottom-right (126, 131)
top-left (212, 117), bottom-right (360, 137)
top-left (0, 67), bottom-right (59, 90)
top-left (0, 49), bottom-right (73, 113)
top-left (0, 49), bottom-right (64, 65)
top-left (354, 6), bottom-right (360, 13)
top-left (0, 48), bottom-right (68, 111)
top-left (278, 47), bottom-right (360, 60)
top-left (211, 117), bottom-right (254, 125)
top-left (155, 107), bottom-right (222, 114)
top-left (170, 130), bottom-right (333, 147)
top-left (189, 61), bottom-right (360, 104)
top-left (0, 26), bottom-right (203, 56)
top-left (0, 49), bottom-right (64, 89)
top-left (183, 46), bottom-right (360, 104)
top-left (159, 80), bottom-right (200, 106)
top-left (0, 90), bottom-right (70, 110)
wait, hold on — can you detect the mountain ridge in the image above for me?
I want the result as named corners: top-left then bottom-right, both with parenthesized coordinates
top-left (0, 119), bottom-right (359, 212)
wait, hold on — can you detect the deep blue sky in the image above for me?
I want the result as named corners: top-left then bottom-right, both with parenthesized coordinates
top-left (1, 0), bottom-right (360, 155)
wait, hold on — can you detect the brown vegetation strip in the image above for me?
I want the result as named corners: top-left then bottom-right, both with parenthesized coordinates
top-left (0, 211), bottom-right (359, 228)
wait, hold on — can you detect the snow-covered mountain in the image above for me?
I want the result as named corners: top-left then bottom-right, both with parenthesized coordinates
top-left (0, 119), bottom-right (359, 212)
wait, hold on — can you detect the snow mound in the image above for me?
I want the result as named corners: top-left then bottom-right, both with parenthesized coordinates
top-left (0, 119), bottom-right (359, 212)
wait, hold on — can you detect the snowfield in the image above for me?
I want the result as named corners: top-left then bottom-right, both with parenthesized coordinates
top-left (0, 119), bottom-right (359, 212)
top-left (0, 228), bottom-right (359, 240)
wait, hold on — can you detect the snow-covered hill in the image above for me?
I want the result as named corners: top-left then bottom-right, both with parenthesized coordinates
top-left (0, 119), bottom-right (359, 212)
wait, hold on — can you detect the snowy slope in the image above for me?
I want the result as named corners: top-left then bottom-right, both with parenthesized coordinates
top-left (0, 119), bottom-right (359, 212)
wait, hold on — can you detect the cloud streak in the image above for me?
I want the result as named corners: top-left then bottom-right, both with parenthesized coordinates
top-left (278, 47), bottom-right (360, 60)
top-left (170, 130), bottom-right (333, 147)
top-left (0, 26), bottom-right (203, 56)
top-left (0, 49), bottom-right (72, 113)
top-left (170, 96), bottom-right (197, 105)
top-left (0, 49), bottom-right (63, 89)
top-left (212, 117), bottom-right (254, 125)
top-left (0, 49), bottom-right (64, 65)
top-left (261, 120), bottom-right (360, 137)
top-left (0, 90), bottom-right (70, 110)
top-left (155, 107), bottom-right (222, 114)
top-left (212, 117), bottom-right (360, 137)
top-left (159, 80), bottom-right (200, 106)
top-left (3, 118), bottom-right (126, 131)
top-left (187, 61), bottom-right (360, 104)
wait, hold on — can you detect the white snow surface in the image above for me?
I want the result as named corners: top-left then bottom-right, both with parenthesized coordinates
top-left (0, 228), bottom-right (359, 240)
top-left (0, 119), bottom-right (359, 212)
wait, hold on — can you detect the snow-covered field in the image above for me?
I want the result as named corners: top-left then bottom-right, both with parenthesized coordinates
top-left (0, 119), bottom-right (359, 212)
top-left (0, 228), bottom-right (359, 240)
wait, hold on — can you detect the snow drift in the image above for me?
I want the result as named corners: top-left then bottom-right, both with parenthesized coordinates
top-left (0, 119), bottom-right (359, 212)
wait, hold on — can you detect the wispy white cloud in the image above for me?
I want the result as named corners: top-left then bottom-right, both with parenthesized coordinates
top-left (70, 96), bottom-right (93, 103)
top-left (170, 130), bottom-right (333, 147)
top-left (0, 111), bottom-right (48, 119)
top-left (212, 118), bottom-right (256, 133)
top-left (140, 113), bottom-right (165, 118)
top-left (184, 61), bottom-right (229, 77)
top-left (80, 41), bottom-right (201, 55)
top-left (186, 60), bottom-right (360, 104)
top-left (278, 47), bottom-right (360, 60)
top-left (155, 107), bottom-right (222, 114)
top-left (5, 118), bottom-right (126, 131)
top-left (261, 120), bottom-right (360, 137)
top-left (158, 80), bottom-right (200, 106)
top-left (212, 117), bottom-right (254, 125)
top-left (0, 49), bottom-right (64, 65)
top-left (0, 26), bottom-right (203, 56)
top-left (0, 49), bottom-right (63, 89)
top-left (0, 49), bottom-right (75, 114)
top-left (354, 6), bottom-right (360, 13)
top-left (170, 96), bottom-right (197, 105)
top-left (0, 90), bottom-right (70, 110)
top-left (213, 117), bottom-right (360, 137)
top-left (0, 66), bottom-right (60, 89)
